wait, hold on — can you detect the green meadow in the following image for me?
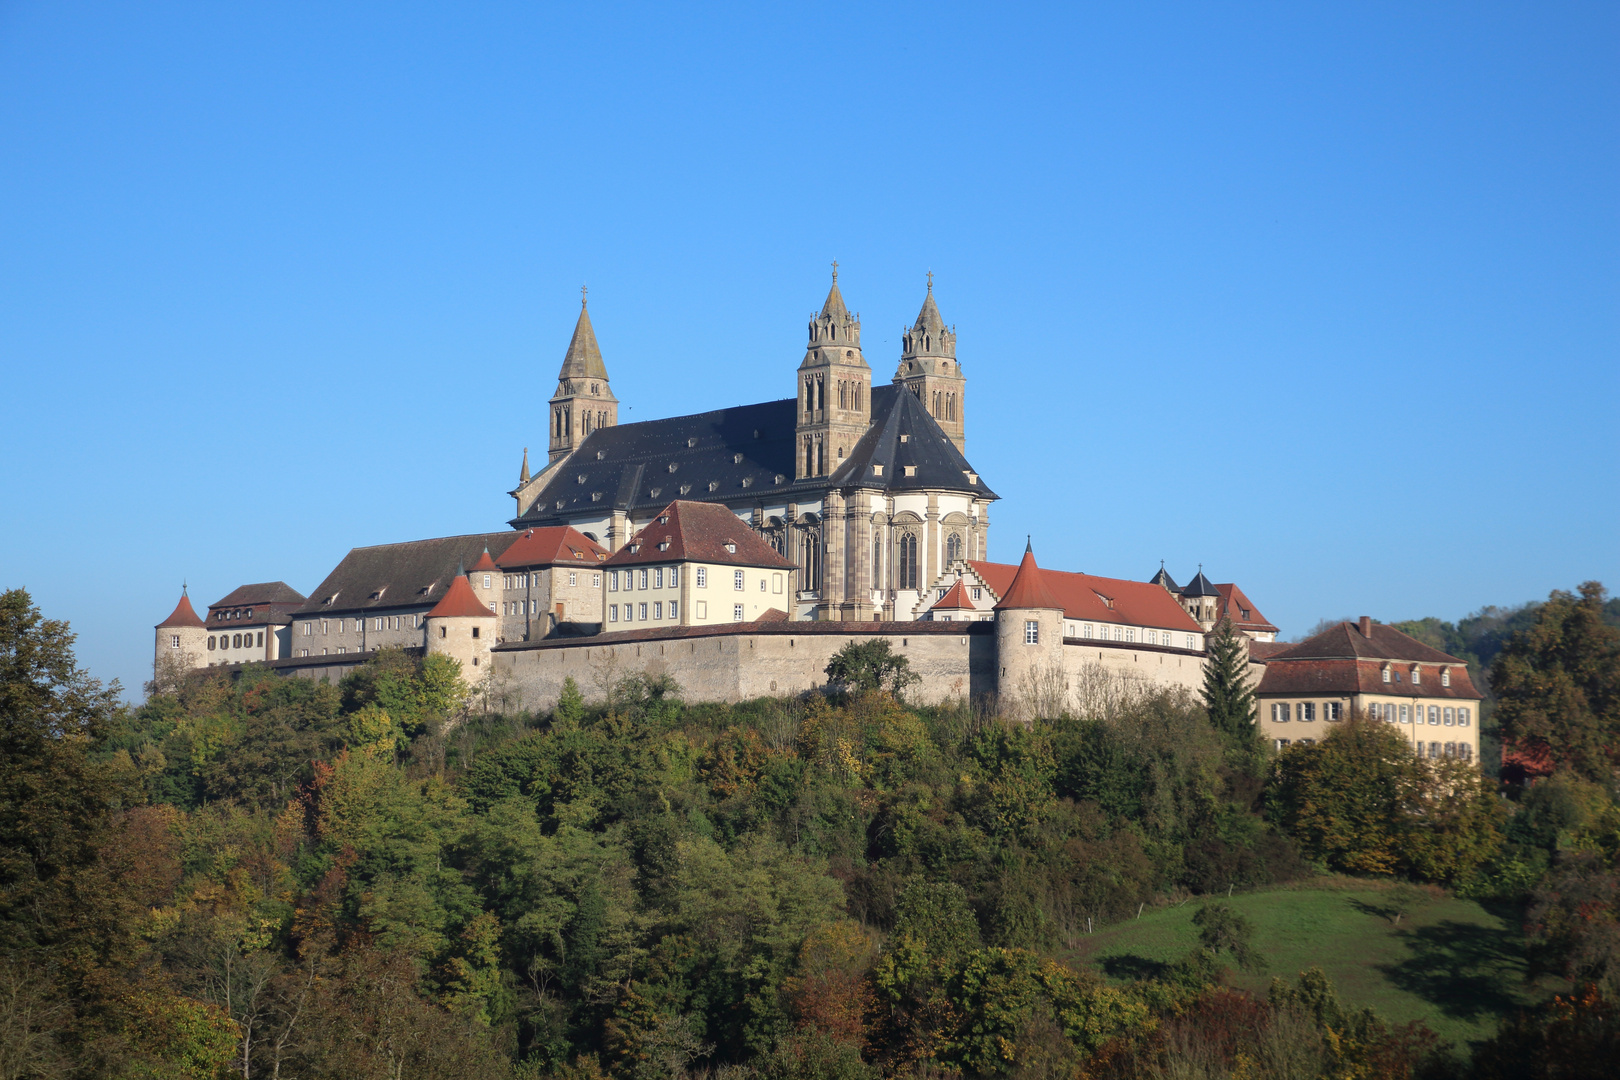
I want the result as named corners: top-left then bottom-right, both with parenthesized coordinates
top-left (1067, 879), bottom-right (1568, 1049)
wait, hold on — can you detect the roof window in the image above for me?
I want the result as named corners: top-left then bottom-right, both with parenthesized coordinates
top-left (650, 487), bottom-right (662, 498)
top-left (774, 474), bottom-right (784, 484)
top-left (596, 450), bottom-right (605, 460)
top-left (903, 466), bottom-right (917, 477)
top-left (899, 434), bottom-right (910, 443)
top-left (658, 514), bottom-right (669, 524)
top-left (667, 463), bottom-right (678, 473)
top-left (741, 477), bottom-right (752, 488)
top-left (733, 453), bottom-right (744, 464)
top-left (658, 539), bottom-right (670, 551)
top-left (679, 484), bottom-right (691, 495)
top-left (577, 474), bottom-right (587, 484)
top-left (724, 541), bottom-right (737, 554)
top-left (708, 481), bottom-right (719, 492)
top-left (872, 464), bottom-right (883, 476)
top-left (687, 437), bottom-right (697, 447)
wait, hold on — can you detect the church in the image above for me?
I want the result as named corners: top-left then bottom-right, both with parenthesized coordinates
top-left (507, 267), bottom-right (994, 623)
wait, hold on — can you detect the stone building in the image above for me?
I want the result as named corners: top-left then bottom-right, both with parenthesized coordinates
top-left (508, 271), bottom-right (996, 623)
top-left (493, 526), bottom-right (611, 641)
top-left (1254, 616), bottom-right (1482, 760)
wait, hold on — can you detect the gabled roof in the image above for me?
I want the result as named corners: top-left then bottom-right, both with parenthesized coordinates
top-left (210, 582), bottom-right (306, 608)
top-left (496, 526), bottom-right (610, 569)
top-left (1215, 583), bottom-right (1278, 635)
top-left (1256, 656), bottom-right (1482, 700)
top-left (994, 546), bottom-right (1064, 611)
top-left (931, 578), bottom-right (977, 611)
top-left (825, 385), bottom-right (997, 495)
top-left (156, 592), bottom-right (205, 629)
top-left (1268, 620), bottom-right (1466, 665)
top-left (970, 560), bottom-right (1204, 633)
top-left (1181, 570), bottom-right (1220, 598)
top-left (426, 573), bottom-right (496, 619)
top-left (294, 531), bottom-right (520, 616)
top-left (512, 385), bottom-right (995, 527)
top-left (558, 300), bottom-right (609, 381)
top-left (604, 500), bottom-right (798, 570)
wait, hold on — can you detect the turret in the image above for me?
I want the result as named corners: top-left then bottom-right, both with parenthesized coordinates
top-left (795, 263), bottom-right (872, 479)
top-left (154, 584), bottom-right (208, 678)
top-left (894, 273), bottom-right (966, 453)
top-left (993, 542), bottom-right (1065, 721)
top-left (1179, 568), bottom-right (1220, 630)
top-left (548, 288), bottom-right (618, 464)
top-left (424, 565), bottom-right (498, 675)
top-left (468, 548), bottom-right (501, 615)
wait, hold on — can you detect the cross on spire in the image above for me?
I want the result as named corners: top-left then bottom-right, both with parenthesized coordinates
top-left (926, 270), bottom-right (934, 291)
top-left (830, 259), bottom-right (838, 282)
top-left (580, 284), bottom-right (588, 307)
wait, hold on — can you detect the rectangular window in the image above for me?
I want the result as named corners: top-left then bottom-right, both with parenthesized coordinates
top-left (1278, 702), bottom-right (1292, 722)
top-left (303, 622), bottom-right (311, 636)
top-left (1125, 628), bottom-right (1135, 642)
top-left (170, 634), bottom-right (180, 648)
top-left (734, 569), bottom-right (745, 590)
top-left (1444, 708), bottom-right (1455, 726)
top-left (1114, 626), bottom-right (1123, 641)
top-left (337, 646), bottom-right (346, 655)
top-left (1412, 667), bottom-right (1421, 684)
top-left (1459, 707), bottom-right (1470, 726)
top-left (1428, 706), bottom-right (1440, 725)
top-left (653, 601), bottom-right (663, 619)
top-left (609, 571), bottom-right (619, 591)
top-left (733, 603), bottom-right (745, 621)
top-left (696, 567), bottom-right (707, 588)
top-left (1327, 702), bottom-right (1342, 721)
top-left (696, 601), bottom-right (707, 619)
top-left (971, 587), bottom-right (982, 600)
top-left (1301, 702), bottom-right (1316, 721)
top-left (301, 649), bottom-right (309, 657)
top-left (1146, 630), bottom-right (1157, 645)
top-left (668, 568), bottom-right (678, 588)
top-left (669, 601), bottom-right (678, 620)
top-left (1024, 620), bottom-right (1039, 644)
top-left (639, 602), bottom-right (648, 620)
top-left (1082, 624), bottom-right (1092, 638)
top-left (1186, 635), bottom-right (1196, 649)
top-left (592, 573), bottom-right (601, 588)
top-left (609, 605), bottom-right (618, 622)
top-left (758, 578), bottom-right (766, 592)
top-left (1277, 739), bottom-right (1291, 749)
top-left (256, 632), bottom-right (264, 647)
top-left (1441, 669), bottom-right (1451, 687)
top-left (322, 621), bottom-right (328, 635)
top-left (655, 568), bottom-right (663, 588)
top-left (569, 572), bottom-right (578, 587)
top-left (772, 573), bottom-right (782, 593)
top-left (1382, 667), bottom-right (1392, 683)
top-left (639, 569), bottom-right (649, 590)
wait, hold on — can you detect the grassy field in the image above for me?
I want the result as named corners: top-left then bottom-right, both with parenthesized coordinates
top-left (1064, 879), bottom-right (1565, 1050)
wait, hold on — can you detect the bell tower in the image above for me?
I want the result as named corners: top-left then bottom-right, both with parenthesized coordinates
top-left (894, 274), bottom-right (966, 454)
top-left (795, 263), bottom-right (872, 480)
top-left (548, 288), bottom-right (619, 464)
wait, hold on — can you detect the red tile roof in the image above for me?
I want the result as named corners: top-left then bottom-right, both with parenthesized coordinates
top-left (1214, 583), bottom-right (1278, 635)
top-left (496, 526), bottom-right (610, 569)
top-left (1247, 640), bottom-right (1293, 662)
top-left (426, 573), bottom-right (496, 619)
top-left (931, 578), bottom-right (977, 611)
top-left (1268, 620), bottom-right (1468, 665)
top-left (970, 561), bottom-right (1203, 632)
top-left (993, 547), bottom-right (1064, 611)
top-left (1255, 656), bottom-right (1482, 700)
top-left (156, 592), bottom-right (206, 629)
top-left (604, 500), bottom-right (797, 570)
top-left (469, 549), bottom-right (500, 573)
top-left (754, 607), bottom-right (790, 623)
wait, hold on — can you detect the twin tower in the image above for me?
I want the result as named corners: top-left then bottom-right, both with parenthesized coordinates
top-left (545, 268), bottom-right (968, 474)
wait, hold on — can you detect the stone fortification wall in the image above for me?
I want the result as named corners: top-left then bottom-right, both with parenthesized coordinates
top-left (493, 623), bottom-right (999, 713)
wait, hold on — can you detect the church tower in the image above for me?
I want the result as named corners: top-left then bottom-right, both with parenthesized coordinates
top-left (894, 274), bottom-right (966, 454)
top-left (795, 264), bottom-right (872, 480)
top-left (548, 289), bottom-right (619, 464)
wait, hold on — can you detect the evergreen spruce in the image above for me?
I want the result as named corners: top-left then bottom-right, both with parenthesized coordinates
top-left (1202, 616), bottom-right (1258, 751)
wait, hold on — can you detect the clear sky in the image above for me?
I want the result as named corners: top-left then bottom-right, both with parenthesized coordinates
top-left (1, 2), bottom-right (1615, 698)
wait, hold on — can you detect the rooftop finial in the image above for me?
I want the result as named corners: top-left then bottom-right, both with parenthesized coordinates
top-left (1025, 534), bottom-right (1032, 553)
top-left (580, 284), bottom-right (588, 307)
top-left (830, 259), bottom-right (838, 282)
top-left (926, 269), bottom-right (934, 292)
top-left (182, 579), bottom-right (188, 596)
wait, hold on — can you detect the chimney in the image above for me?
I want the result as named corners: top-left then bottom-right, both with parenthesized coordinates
top-left (1358, 616), bottom-right (1372, 638)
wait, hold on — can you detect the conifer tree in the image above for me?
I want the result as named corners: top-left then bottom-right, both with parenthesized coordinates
top-left (1202, 617), bottom-right (1257, 750)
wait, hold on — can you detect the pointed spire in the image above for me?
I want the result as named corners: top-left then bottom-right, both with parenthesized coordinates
top-left (994, 545), bottom-right (1063, 611)
top-left (519, 447), bottom-right (530, 484)
top-left (470, 547), bottom-right (499, 573)
top-left (913, 274), bottom-right (947, 335)
top-left (558, 293), bottom-right (609, 381)
top-left (820, 261), bottom-right (848, 320)
top-left (427, 572), bottom-right (498, 619)
top-left (157, 589), bottom-right (206, 629)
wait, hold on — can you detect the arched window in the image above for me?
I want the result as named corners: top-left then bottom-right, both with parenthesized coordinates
top-left (804, 439), bottom-right (814, 477)
top-left (898, 531), bottom-right (918, 590)
top-left (945, 532), bottom-right (962, 565)
top-left (839, 381), bottom-right (847, 409)
top-left (803, 530), bottom-right (822, 591)
top-left (872, 538), bottom-right (884, 590)
top-left (816, 439), bottom-right (825, 476)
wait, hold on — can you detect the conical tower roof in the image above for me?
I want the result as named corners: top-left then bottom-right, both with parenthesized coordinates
top-left (156, 589), bottom-right (205, 629)
top-left (912, 278), bottom-right (946, 335)
top-left (1182, 569), bottom-right (1219, 598)
top-left (993, 543), bottom-right (1063, 611)
top-left (558, 295), bottom-right (609, 381)
top-left (1148, 563), bottom-right (1179, 592)
top-left (470, 548), bottom-right (499, 573)
top-left (820, 264), bottom-right (848, 320)
top-left (426, 572), bottom-right (495, 619)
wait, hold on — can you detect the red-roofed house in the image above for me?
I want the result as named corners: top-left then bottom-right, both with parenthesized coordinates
top-left (603, 501), bottom-right (798, 629)
top-left (927, 578), bottom-right (978, 621)
top-left (493, 526), bottom-right (610, 640)
top-left (1255, 616), bottom-right (1482, 761)
top-left (1214, 583), bottom-right (1279, 642)
top-left (424, 572), bottom-right (498, 673)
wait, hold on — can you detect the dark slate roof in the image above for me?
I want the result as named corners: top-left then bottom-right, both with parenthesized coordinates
top-left (293, 532), bottom-right (520, 616)
top-left (826, 385), bottom-right (996, 495)
top-left (206, 582), bottom-right (307, 627)
top-left (1147, 566), bottom-right (1179, 591)
top-left (513, 384), bottom-right (995, 526)
top-left (1181, 570), bottom-right (1220, 598)
top-left (210, 582), bottom-right (307, 609)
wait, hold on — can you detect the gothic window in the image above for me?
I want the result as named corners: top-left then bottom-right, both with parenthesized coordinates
top-left (872, 538), bottom-right (883, 590)
top-left (817, 439), bottom-right (825, 476)
top-left (945, 532), bottom-right (962, 566)
top-left (804, 439), bottom-right (814, 477)
top-left (898, 531), bottom-right (918, 590)
top-left (855, 383), bottom-right (862, 410)
top-left (839, 380), bottom-right (847, 409)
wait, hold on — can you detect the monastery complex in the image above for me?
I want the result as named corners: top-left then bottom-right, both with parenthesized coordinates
top-left (154, 272), bottom-right (1482, 762)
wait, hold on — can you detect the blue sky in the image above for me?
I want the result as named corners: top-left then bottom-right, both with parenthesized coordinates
top-left (1, 2), bottom-right (1615, 698)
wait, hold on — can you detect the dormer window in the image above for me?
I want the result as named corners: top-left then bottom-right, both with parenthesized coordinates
top-left (724, 541), bottom-right (737, 554)
top-left (708, 481), bottom-right (719, 492)
top-left (733, 454), bottom-right (743, 464)
top-left (577, 475), bottom-right (587, 484)
top-left (899, 434), bottom-right (910, 443)
top-left (658, 515), bottom-right (669, 525)
top-left (1411, 665), bottom-right (1421, 685)
top-left (629, 543), bottom-right (641, 554)
top-left (658, 541), bottom-right (670, 551)
top-left (1240, 608), bottom-right (1251, 620)
top-left (667, 463), bottom-right (678, 473)
top-left (1441, 667), bottom-right (1451, 687)
top-left (903, 466), bottom-right (917, 477)
top-left (872, 465), bottom-right (883, 476)
top-left (1382, 665), bottom-right (1392, 684)
top-left (596, 450), bottom-right (605, 460)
